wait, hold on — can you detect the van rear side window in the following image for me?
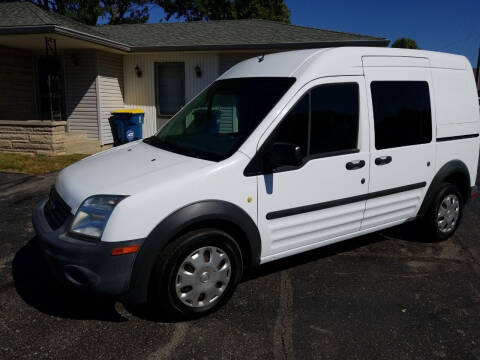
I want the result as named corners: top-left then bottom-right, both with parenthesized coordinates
top-left (371, 81), bottom-right (432, 150)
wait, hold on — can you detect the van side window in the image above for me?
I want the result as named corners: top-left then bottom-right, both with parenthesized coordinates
top-left (245, 82), bottom-right (361, 175)
top-left (310, 83), bottom-right (359, 156)
top-left (371, 81), bottom-right (432, 150)
top-left (268, 94), bottom-right (309, 159)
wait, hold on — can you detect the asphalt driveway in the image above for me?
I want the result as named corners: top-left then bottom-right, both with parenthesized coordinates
top-left (0, 170), bottom-right (479, 359)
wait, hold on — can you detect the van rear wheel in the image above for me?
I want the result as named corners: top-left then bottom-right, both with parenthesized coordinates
top-left (150, 229), bottom-right (243, 319)
top-left (422, 183), bottom-right (463, 242)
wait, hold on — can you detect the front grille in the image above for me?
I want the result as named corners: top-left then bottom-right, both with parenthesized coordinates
top-left (44, 187), bottom-right (72, 230)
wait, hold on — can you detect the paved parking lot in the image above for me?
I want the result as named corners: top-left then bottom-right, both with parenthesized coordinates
top-left (1, 170), bottom-right (480, 360)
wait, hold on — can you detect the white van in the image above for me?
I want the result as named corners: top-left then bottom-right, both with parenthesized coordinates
top-left (33, 47), bottom-right (479, 318)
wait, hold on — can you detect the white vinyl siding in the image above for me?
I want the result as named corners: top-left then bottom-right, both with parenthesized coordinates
top-left (97, 51), bottom-right (124, 145)
top-left (64, 50), bottom-right (99, 139)
top-left (218, 52), bottom-right (260, 75)
top-left (123, 52), bottom-right (219, 137)
top-left (211, 94), bottom-right (239, 133)
top-left (216, 106), bottom-right (238, 133)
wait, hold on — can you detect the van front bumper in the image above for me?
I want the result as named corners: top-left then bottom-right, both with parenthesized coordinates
top-left (32, 199), bottom-right (144, 297)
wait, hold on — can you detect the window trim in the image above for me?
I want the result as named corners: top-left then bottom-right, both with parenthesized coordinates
top-left (370, 80), bottom-right (433, 151)
top-left (244, 82), bottom-right (360, 176)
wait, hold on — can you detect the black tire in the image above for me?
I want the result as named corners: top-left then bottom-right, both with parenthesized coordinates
top-left (149, 228), bottom-right (243, 320)
top-left (421, 182), bottom-right (463, 242)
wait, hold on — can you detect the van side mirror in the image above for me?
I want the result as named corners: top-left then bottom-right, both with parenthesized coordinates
top-left (265, 142), bottom-right (303, 171)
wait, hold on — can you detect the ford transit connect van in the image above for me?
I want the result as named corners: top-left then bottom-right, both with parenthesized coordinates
top-left (33, 47), bottom-right (480, 318)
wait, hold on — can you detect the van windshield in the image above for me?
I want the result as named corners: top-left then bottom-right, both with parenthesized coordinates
top-left (144, 77), bottom-right (295, 161)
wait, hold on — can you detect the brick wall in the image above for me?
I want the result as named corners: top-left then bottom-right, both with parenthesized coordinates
top-left (0, 121), bottom-right (66, 155)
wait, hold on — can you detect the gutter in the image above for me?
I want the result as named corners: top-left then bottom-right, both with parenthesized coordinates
top-left (0, 25), bottom-right (56, 35)
top-left (0, 25), bottom-right (130, 52)
top-left (54, 26), bottom-right (130, 51)
top-left (131, 39), bottom-right (391, 53)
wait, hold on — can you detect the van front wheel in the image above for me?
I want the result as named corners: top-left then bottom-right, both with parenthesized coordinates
top-left (423, 183), bottom-right (463, 242)
top-left (150, 229), bottom-right (243, 319)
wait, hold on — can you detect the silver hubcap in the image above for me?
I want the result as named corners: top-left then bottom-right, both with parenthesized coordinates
top-left (437, 194), bottom-right (460, 233)
top-left (175, 246), bottom-right (231, 308)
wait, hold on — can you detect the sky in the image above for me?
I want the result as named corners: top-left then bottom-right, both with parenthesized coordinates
top-left (144, 0), bottom-right (479, 67)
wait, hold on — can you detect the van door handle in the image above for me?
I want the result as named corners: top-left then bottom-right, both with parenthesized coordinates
top-left (346, 160), bottom-right (365, 170)
top-left (375, 156), bottom-right (392, 166)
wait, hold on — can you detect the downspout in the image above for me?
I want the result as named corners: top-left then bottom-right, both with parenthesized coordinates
top-left (95, 51), bottom-right (104, 146)
top-left (62, 53), bottom-right (69, 131)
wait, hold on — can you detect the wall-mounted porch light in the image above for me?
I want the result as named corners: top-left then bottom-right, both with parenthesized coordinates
top-left (194, 65), bottom-right (202, 78)
top-left (135, 65), bottom-right (143, 78)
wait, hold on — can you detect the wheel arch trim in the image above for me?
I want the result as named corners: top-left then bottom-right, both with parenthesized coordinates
top-left (418, 160), bottom-right (471, 218)
top-left (123, 200), bottom-right (261, 304)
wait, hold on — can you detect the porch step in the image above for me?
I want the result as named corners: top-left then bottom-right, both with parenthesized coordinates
top-left (65, 132), bottom-right (104, 155)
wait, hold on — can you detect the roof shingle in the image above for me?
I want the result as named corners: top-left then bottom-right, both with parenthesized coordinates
top-left (0, 2), bottom-right (105, 37)
top-left (97, 19), bottom-right (387, 49)
top-left (0, 2), bottom-right (389, 51)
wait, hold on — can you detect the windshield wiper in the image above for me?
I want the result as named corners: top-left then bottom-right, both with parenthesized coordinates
top-left (144, 136), bottom-right (204, 159)
top-left (143, 136), bottom-right (160, 146)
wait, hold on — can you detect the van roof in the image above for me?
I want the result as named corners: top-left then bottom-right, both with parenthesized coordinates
top-left (219, 47), bottom-right (471, 81)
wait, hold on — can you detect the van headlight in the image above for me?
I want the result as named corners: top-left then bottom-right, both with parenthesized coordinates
top-left (70, 195), bottom-right (126, 239)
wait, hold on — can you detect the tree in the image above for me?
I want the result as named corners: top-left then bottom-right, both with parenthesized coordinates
top-left (63, 0), bottom-right (103, 26)
top-left (102, 0), bottom-right (150, 24)
top-left (27, 0), bottom-right (150, 25)
top-left (233, 0), bottom-right (290, 22)
top-left (391, 38), bottom-right (419, 49)
top-left (156, 0), bottom-right (290, 23)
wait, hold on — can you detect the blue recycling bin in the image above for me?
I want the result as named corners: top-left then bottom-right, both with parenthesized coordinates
top-left (110, 109), bottom-right (144, 146)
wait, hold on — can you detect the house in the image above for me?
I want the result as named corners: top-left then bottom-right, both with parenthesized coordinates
top-left (0, 1), bottom-right (389, 155)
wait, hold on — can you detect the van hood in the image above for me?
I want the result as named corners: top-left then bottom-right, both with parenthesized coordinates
top-left (55, 141), bottom-right (212, 212)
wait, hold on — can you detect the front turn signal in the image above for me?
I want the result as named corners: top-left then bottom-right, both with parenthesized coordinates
top-left (111, 245), bottom-right (140, 256)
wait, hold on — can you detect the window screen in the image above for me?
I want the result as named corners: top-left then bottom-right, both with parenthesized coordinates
top-left (310, 83), bottom-right (359, 156)
top-left (371, 81), bottom-right (432, 150)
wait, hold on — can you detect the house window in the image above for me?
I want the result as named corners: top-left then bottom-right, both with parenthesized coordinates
top-left (155, 62), bottom-right (185, 116)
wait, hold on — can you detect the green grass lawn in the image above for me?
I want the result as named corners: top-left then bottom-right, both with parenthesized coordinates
top-left (0, 152), bottom-right (88, 175)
